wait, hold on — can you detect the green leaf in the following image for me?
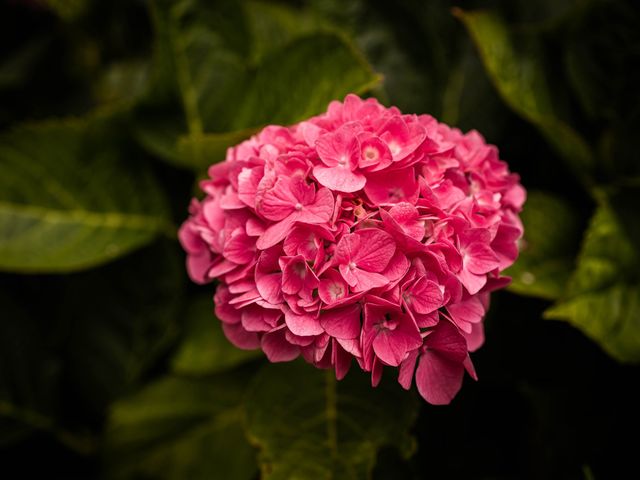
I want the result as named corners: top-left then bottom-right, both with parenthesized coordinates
top-left (545, 284), bottom-right (640, 364)
top-left (0, 118), bottom-right (172, 273)
top-left (230, 33), bottom-right (381, 130)
top-left (245, 362), bottom-right (418, 480)
top-left (171, 295), bottom-right (262, 375)
top-left (94, 60), bottom-right (151, 107)
top-left (243, 0), bottom-right (321, 63)
top-left (455, 9), bottom-right (594, 181)
top-left (104, 371), bottom-right (257, 480)
top-left (59, 240), bottom-right (184, 413)
top-left (545, 196), bottom-right (640, 363)
top-left (139, 0), bottom-right (380, 169)
top-left (506, 191), bottom-right (582, 300)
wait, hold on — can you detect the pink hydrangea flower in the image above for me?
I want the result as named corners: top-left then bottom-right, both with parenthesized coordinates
top-left (179, 94), bottom-right (525, 404)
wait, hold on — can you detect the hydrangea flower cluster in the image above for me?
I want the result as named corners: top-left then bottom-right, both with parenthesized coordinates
top-left (179, 94), bottom-right (525, 404)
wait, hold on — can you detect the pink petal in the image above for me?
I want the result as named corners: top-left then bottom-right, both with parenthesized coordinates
top-left (462, 322), bottom-right (485, 352)
top-left (381, 251), bottom-right (410, 284)
top-left (284, 309), bottom-right (324, 336)
top-left (465, 242), bottom-right (500, 275)
top-left (186, 251), bottom-right (212, 284)
top-left (350, 268), bottom-right (389, 292)
top-left (214, 286), bottom-right (241, 324)
top-left (398, 349), bottom-right (419, 390)
top-left (364, 168), bottom-right (419, 205)
top-left (300, 187), bottom-right (335, 223)
top-left (281, 256), bottom-right (309, 295)
top-left (457, 268), bottom-right (487, 296)
top-left (372, 315), bottom-right (422, 366)
top-left (207, 258), bottom-right (238, 278)
top-left (261, 329), bottom-right (300, 362)
top-left (415, 349), bottom-right (464, 405)
top-left (298, 121), bottom-right (324, 147)
top-left (405, 277), bottom-right (443, 314)
top-left (221, 322), bottom-right (260, 350)
top-left (335, 337), bottom-right (362, 357)
top-left (256, 215), bottom-right (297, 250)
top-left (313, 165), bottom-right (366, 193)
top-left (332, 340), bottom-right (352, 380)
top-left (358, 134), bottom-right (392, 171)
top-left (223, 227), bottom-right (256, 264)
top-left (490, 223), bottom-right (522, 270)
top-left (388, 203), bottom-right (424, 240)
top-left (237, 166), bottom-right (262, 208)
top-left (447, 296), bottom-right (485, 333)
top-left (259, 178), bottom-right (298, 221)
top-left (352, 229), bottom-right (396, 272)
top-left (315, 123), bottom-right (361, 168)
top-left (241, 305), bottom-right (281, 332)
top-left (319, 303), bottom-right (361, 339)
top-left (424, 320), bottom-right (468, 363)
top-left (318, 269), bottom-right (349, 305)
top-left (371, 358), bottom-right (384, 387)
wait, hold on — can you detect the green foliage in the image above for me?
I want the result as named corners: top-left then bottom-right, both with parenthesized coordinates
top-left (545, 193), bottom-right (640, 363)
top-left (105, 371), bottom-right (257, 480)
top-left (1, 0), bottom-right (639, 478)
top-left (136, 0), bottom-right (380, 170)
top-left (456, 9), bottom-right (594, 181)
top-left (245, 362), bottom-right (418, 480)
top-left (506, 191), bottom-right (582, 300)
top-left (0, 117), bottom-right (171, 273)
top-left (171, 295), bottom-right (262, 375)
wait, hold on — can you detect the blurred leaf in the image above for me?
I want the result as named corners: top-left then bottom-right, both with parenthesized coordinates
top-left (0, 37), bottom-right (48, 91)
top-left (0, 117), bottom-right (172, 273)
top-left (44, 0), bottom-right (89, 21)
top-left (94, 60), bottom-right (151, 106)
top-left (545, 284), bottom-right (640, 364)
top-left (245, 361), bottom-right (418, 480)
top-left (230, 33), bottom-right (380, 130)
top-left (140, 0), bottom-right (379, 169)
top-left (104, 371), bottom-right (257, 480)
top-left (59, 240), bottom-right (184, 413)
top-left (545, 192), bottom-right (640, 363)
top-left (456, 9), bottom-right (594, 181)
top-left (506, 191), bottom-right (582, 300)
top-left (244, 0), bottom-right (321, 62)
top-left (441, 46), bottom-right (508, 140)
top-left (134, 114), bottom-right (187, 165)
top-left (171, 295), bottom-right (262, 375)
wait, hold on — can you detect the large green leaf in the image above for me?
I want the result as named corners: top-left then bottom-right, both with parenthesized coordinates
top-left (171, 295), bottom-right (262, 375)
top-left (243, 0), bottom-right (320, 63)
top-left (545, 194), bottom-right (640, 363)
top-left (138, 0), bottom-right (380, 169)
top-left (230, 33), bottom-right (380, 130)
top-left (0, 118), bottom-right (171, 273)
top-left (245, 361), bottom-right (418, 480)
top-left (104, 371), bottom-right (257, 480)
top-left (455, 9), bottom-right (594, 181)
top-left (506, 191), bottom-right (582, 300)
